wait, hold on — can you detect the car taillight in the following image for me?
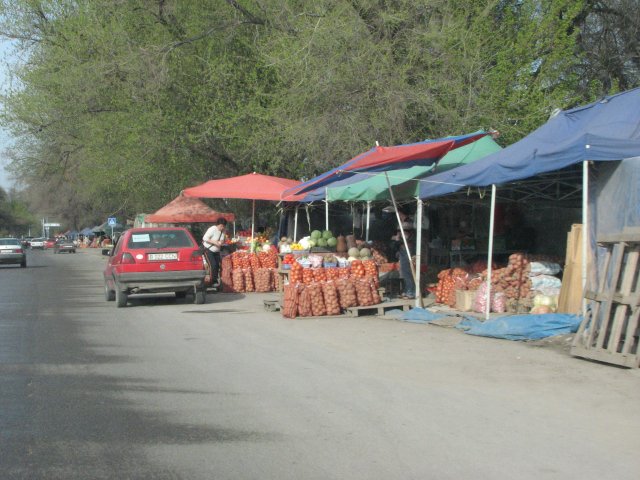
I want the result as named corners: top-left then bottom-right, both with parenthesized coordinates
top-left (15, 248), bottom-right (23, 254)
top-left (121, 252), bottom-right (136, 264)
top-left (190, 250), bottom-right (203, 261)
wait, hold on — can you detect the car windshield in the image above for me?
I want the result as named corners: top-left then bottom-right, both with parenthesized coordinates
top-left (0, 239), bottom-right (20, 245)
top-left (127, 230), bottom-right (194, 249)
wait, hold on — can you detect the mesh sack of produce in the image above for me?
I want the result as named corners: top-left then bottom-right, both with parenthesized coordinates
top-left (336, 278), bottom-right (358, 308)
top-left (308, 282), bottom-right (327, 316)
top-left (322, 281), bottom-right (341, 315)
top-left (368, 279), bottom-right (381, 305)
top-left (355, 278), bottom-right (375, 306)
top-left (249, 253), bottom-right (261, 271)
top-left (326, 267), bottom-right (340, 281)
top-left (473, 282), bottom-right (493, 313)
top-left (297, 286), bottom-right (313, 317)
top-left (337, 267), bottom-right (351, 279)
top-left (290, 262), bottom-right (304, 284)
top-left (220, 256), bottom-right (235, 293)
top-left (302, 267), bottom-right (314, 285)
top-left (269, 267), bottom-right (278, 291)
top-left (282, 283), bottom-right (299, 319)
top-left (243, 269), bottom-right (255, 292)
top-left (258, 251), bottom-right (278, 269)
top-left (232, 269), bottom-right (245, 293)
top-left (362, 260), bottom-right (379, 287)
top-left (312, 267), bottom-right (327, 282)
top-left (254, 268), bottom-right (273, 292)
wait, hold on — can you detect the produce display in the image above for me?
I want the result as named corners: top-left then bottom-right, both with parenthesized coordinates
top-left (281, 252), bottom-right (383, 318)
top-left (222, 250), bottom-right (279, 293)
top-left (435, 253), bottom-right (563, 314)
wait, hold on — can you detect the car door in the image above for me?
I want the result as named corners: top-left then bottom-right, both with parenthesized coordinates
top-left (104, 233), bottom-right (125, 287)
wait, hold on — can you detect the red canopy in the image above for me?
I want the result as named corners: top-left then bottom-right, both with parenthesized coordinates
top-left (145, 195), bottom-right (235, 224)
top-left (182, 172), bottom-right (301, 201)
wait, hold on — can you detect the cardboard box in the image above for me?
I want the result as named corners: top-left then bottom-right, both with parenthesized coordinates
top-left (455, 289), bottom-right (476, 311)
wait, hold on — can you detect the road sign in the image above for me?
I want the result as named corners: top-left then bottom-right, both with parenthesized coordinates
top-left (107, 217), bottom-right (117, 226)
top-left (43, 223), bottom-right (61, 227)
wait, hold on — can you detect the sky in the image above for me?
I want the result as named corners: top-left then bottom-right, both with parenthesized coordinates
top-left (0, 38), bottom-right (16, 190)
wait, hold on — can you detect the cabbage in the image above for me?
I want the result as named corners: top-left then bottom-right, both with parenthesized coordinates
top-left (359, 248), bottom-right (371, 258)
top-left (348, 247), bottom-right (360, 257)
top-left (533, 294), bottom-right (554, 307)
top-left (310, 230), bottom-right (322, 240)
top-left (322, 230), bottom-right (333, 239)
top-left (326, 237), bottom-right (337, 247)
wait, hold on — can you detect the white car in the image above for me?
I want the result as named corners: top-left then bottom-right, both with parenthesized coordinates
top-left (30, 237), bottom-right (45, 249)
top-left (0, 238), bottom-right (27, 268)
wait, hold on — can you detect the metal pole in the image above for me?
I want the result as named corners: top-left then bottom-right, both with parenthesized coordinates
top-left (325, 190), bottom-right (329, 231)
top-left (485, 184), bottom-right (497, 320)
top-left (251, 199), bottom-right (255, 242)
top-left (366, 201), bottom-right (371, 242)
top-left (384, 173), bottom-right (417, 292)
top-left (582, 160), bottom-right (589, 317)
top-left (415, 198), bottom-right (423, 308)
top-left (293, 205), bottom-right (298, 241)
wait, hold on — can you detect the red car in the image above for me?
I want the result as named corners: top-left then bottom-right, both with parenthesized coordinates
top-left (44, 238), bottom-right (57, 249)
top-left (103, 227), bottom-right (206, 307)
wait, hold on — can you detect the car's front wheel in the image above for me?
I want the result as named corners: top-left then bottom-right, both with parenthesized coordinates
top-left (104, 281), bottom-right (115, 301)
top-left (115, 286), bottom-right (128, 308)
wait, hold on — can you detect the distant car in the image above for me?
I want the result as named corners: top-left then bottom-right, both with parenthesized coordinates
top-left (103, 227), bottom-right (207, 307)
top-left (53, 238), bottom-right (76, 254)
top-left (44, 238), bottom-right (57, 249)
top-left (21, 237), bottom-right (33, 248)
top-left (0, 238), bottom-right (27, 268)
top-left (30, 237), bottom-right (45, 249)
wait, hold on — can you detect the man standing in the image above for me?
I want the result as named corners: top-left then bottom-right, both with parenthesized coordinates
top-left (202, 217), bottom-right (228, 286)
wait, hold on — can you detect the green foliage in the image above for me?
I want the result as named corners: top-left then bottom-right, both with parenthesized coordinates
top-left (0, 0), bottom-right (631, 227)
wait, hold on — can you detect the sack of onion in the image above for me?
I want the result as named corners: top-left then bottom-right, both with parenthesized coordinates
top-left (297, 286), bottom-right (313, 317)
top-left (322, 281), bottom-right (341, 315)
top-left (282, 283), bottom-right (299, 318)
top-left (232, 269), bottom-right (245, 292)
top-left (254, 268), bottom-right (273, 292)
top-left (336, 278), bottom-right (358, 308)
top-left (308, 282), bottom-right (327, 316)
top-left (355, 278), bottom-right (375, 306)
top-left (243, 269), bottom-right (255, 292)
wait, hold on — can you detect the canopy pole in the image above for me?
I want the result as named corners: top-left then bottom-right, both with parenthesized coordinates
top-left (293, 205), bottom-right (299, 242)
top-left (251, 199), bottom-right (256, 244)
top-left (485, 184), bottom-right (497, 320)
top-left (415, 198), bottom-right (424, 308)
top-left (366, 201), bottom-right (371, 242)
top-left (582, 160), bottom-right (589, 317)
top-left (233, 221), bottom-right (236, 237)
top-left (325, 189), bottom-right (329, 231)
top-left (385, 173), bottom-right (417, 295)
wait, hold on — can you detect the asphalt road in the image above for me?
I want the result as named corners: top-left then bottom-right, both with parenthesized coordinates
top-left (1, 248), bottom-right (639, 479)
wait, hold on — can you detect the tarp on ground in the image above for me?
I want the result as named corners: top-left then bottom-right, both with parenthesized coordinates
top-left (419, 87), bottom-right (640, 199)
top-left (282, 131), bottom-right (488, 200)
top-left (456, 314), bottom-right (582, 340)
top-left (145, 194), bottom-right (235, 224)
top-left (325, 136), bottom-right (502, 202)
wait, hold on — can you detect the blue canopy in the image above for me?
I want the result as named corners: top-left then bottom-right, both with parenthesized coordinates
top-left (419, 87), bottom-right (640, 199)
top-left (79, 227), bottom-right (94, 236)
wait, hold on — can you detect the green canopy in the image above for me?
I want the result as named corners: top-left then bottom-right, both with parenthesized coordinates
top-left (326, 136), bottom-right (502, 201)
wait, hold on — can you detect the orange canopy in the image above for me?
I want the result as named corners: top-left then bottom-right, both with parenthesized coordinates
top-left (182, 172), bottom-right (302, 201)
top-left (145, 195), bottom-right (235, 224)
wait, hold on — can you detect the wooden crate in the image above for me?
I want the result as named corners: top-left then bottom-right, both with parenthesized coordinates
top-left (571, 228), bottom-right (640, 368)
top-left (345, 299), bottom-right (414, 317)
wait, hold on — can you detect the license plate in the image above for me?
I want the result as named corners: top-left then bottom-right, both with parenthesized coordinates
top-left (148, 253), bottom-right (178, 261)
top-left (1, 250), bottom-right (14, 254)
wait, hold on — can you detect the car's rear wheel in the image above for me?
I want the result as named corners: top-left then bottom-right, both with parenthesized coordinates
top-left (115, 286), bottom-right (128, 308)
top-left (194, 287), bottom-right (206, 304)
top-left (104, 281), bottom-right (115, 301)
top-left (20, 260), bottom-right (26, 268)
top-left (175, 291), bottom-right (187, 299)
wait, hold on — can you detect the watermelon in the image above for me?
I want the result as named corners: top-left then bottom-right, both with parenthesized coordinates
top-left (310, 230), bottom-right (322, 240)
top-left (317, 238), bottom-right (328, 247)
top-left (326, 237), bottom-right (337, 247)
top-left (322, 230), bottom-right (333, 240)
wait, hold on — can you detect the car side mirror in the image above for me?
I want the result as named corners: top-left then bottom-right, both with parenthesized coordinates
top-left (102, 248), bottom-right (112, 256)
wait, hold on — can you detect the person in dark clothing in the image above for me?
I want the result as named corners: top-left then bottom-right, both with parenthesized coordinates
top-left (202, 217), bottom-right (228, 286)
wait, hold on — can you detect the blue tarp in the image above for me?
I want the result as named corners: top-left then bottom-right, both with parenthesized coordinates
top-left (456, 314), bottom-right (583, 341)
top-left (79, 227), bottom-right (94, 236)
top-left (419, 87), bottom-right (640, 199)
top-left (397, 307), bottom-right (447, 324)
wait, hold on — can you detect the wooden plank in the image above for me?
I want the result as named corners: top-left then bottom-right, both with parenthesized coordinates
top-left (572, 345), bottom-right (640, 368)
top-left (621, 307), bottom-right (640, 356)
top-left (607, 250), bottom-right (639, 353)
top-left (594, 242), bottom-right (626, 349)
top-left (599, 227), bottom-right (640, 244)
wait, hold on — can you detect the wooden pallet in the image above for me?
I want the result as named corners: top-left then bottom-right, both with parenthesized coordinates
top-left (571, 228), bottom-right (640, 368)
top-left (345, 299), bottom-right (414, 317)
